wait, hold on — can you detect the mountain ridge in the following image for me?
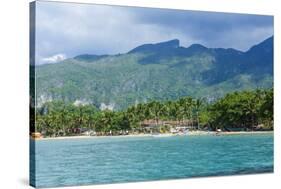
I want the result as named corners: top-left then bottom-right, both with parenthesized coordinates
top-left (64, 36), bottom-right (273, 63)
top-left (35, 36), bottom-right (273, 110)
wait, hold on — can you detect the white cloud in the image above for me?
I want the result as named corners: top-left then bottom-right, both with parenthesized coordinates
top-left (40, 54), bottom-right (67, 64)
top-left (34, 1), bottom-right (273, 65)
top-left (35, 2), bottom-right (199, 62)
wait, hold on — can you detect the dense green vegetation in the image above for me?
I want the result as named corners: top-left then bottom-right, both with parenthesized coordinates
top-left (202, 89), bottom-right (273, 130)
top-left (35, 89), bottom-right (273, 137)
top-left (35, 37), bottom-right (273, 110)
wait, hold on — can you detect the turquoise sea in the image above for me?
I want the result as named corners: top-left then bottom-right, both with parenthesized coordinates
top-left (31, 133), bottom-right (273, 188)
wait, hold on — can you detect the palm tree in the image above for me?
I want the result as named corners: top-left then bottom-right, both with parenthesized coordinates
top-left (151, 101), bottom-right (164, 126)
top-left (194, 98), bottom-right (203, 130)
top-left (179, 97), bottom-right (194, 127)
top-left (174, 101), bottom-right (183, 126)
top-left (126, 106), bottom-right (140, 132)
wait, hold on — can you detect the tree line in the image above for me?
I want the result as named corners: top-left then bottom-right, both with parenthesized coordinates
top-left (34, 88), bottom-right (273, 137)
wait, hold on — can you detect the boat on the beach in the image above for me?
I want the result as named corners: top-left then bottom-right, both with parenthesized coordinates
top-left (152, 133), bottom-right (174, 137)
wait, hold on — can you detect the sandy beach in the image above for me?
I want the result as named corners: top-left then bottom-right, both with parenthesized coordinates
top-left (32, 130), bottom-right (273, 141)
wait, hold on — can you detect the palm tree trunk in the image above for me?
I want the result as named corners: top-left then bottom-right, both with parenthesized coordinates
top-left (197, 111), bottom-right (200, 130)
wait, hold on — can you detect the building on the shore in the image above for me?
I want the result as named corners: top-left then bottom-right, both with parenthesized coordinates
top-left (140, 119), bottom-right (194, 134)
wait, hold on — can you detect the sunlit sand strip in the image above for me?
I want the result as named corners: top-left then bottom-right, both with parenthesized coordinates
top-left (31, 130), bottom-right (273, 141)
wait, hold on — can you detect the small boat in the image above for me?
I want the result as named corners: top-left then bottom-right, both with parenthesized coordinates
top-left (152, 133), bottom-right (173, 137)
top-left (176, 132), bottom-right (185, 136)
top-left (215, 129), bottom-right (222, 136)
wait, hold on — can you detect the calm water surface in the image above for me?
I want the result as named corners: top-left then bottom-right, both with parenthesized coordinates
top-left (31, 133), bottom-right (273, 188)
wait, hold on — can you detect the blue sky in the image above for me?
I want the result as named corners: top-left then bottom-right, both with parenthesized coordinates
top-left (35, 1), bottom-right (273, 64)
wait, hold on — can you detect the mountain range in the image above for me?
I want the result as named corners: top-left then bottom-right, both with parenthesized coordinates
top-left (35, 36), bottom-right (273, 110)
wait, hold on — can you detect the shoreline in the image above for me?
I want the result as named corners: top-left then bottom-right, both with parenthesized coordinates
top-left (32, 131), bottom-right (273, 141)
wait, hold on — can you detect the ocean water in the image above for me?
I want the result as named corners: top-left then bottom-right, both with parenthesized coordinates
top-left (31, 133), bottom-right (273, 188)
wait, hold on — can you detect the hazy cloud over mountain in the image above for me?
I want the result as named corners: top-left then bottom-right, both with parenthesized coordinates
top-left (40, 54), bottom-right (67, 64)
top-left (35, 1), bottom-right (273, 64)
